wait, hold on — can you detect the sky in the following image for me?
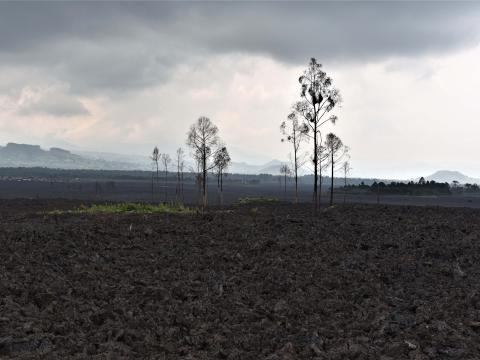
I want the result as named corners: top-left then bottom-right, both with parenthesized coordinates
top-left (1, 1), bottom-right (480, 179)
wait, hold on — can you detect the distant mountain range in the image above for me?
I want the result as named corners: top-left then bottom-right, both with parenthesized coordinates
top-left (0, 143), bottom-right (144, 170)
top-left (0, 142), bottom-right (291, 174)
top-left (75, 152), bottom-right (288, 175)
top-left (1, 143), bottom-right (479, 183)
top-left (425, 170), bottom-right (480, 184)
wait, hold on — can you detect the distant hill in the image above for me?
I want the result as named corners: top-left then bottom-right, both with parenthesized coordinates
top-left (0, 143), bottom-right (144, 170)
top-left (425, 170), bottom-right (480, 184)
top-left (0, 143), bottom-right (293, 174)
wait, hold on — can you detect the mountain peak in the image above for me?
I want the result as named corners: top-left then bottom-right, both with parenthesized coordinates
top-left (425, 170), bottom-right (480, 184)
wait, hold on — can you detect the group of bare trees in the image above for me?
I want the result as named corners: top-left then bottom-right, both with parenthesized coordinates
top-left (151, 58), bottom-right (348, 210)
top-left (280, 57), bottom-right (350, 210)
top-left (151, 116), bottom-right (231, 208)
top-left (186, 116), bottom-right (231, 208)
top-left (280, 114), bottom-right (308, 202)
top-left (150, 146), bottom-right (185, 202)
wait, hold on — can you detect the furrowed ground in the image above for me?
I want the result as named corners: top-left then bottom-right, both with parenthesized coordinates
top-left (1, 200), bottom-right (480, 359)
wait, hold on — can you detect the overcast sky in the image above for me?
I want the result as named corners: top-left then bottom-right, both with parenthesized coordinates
top-left (1, 1), bottom-right (480, 178)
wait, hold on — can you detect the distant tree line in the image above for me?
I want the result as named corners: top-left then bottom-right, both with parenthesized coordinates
top-left (345, 177), bottom-right (451, 195)
top-left (451, 181), bottom-right (480, 193)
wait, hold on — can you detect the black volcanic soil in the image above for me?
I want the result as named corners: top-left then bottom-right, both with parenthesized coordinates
top-left (2, 200), bottom-right (480, 359)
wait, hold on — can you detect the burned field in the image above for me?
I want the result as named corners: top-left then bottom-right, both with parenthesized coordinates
top-left (1, 201), bottom-right (480, 359)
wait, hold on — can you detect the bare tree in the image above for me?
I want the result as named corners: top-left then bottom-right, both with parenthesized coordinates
top-left (175, 148), bottom-right (185, 203)
top-left (151, 146), bottom-right (160, 202)
top-left (213, 145), bottom-right (231, 206)
top-left (325, 133), bottom-right (345, 206)
top-left (281, 113), bottom-right (308, 203)
top-left (161, 153), bottom-right (171, 202)
top-left (279, 164), bottom-right (291, 200)
top-left (186, 116), bottom-right (221, 208)
top-left (291, 58), bottom-right (341, 212)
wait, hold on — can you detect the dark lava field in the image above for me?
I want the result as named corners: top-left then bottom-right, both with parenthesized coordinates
top-left (1, 200), bottom-right (480, 359)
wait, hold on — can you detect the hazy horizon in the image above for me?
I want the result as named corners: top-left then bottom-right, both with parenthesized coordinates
top-left (1, 2), bottom-right (480, 179)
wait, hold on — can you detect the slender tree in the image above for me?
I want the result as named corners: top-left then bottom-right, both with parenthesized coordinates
top-left (175, 148), bottom-right (185, 203)
top-left (325, 133), bottom-right (344, 206)
top-left (281, 113), bottom-right (308, 203)
top-left (213, 145), bottom-right (231, 206)
top-left (161, 153), bottom-right (171, 202)
top-left (279, 164), bottom-right (291, 200)
top-left (291, 58), bottom-right (341, 212)
top-left (151, 147), bottom-right (160, 201)
top-left (186, 116), bottom-right (222, 208)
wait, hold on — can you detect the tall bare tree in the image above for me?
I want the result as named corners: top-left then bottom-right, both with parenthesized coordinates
top-left (281, 113), bottom-right (308, 203)
top-left (213, 145), bottom-right (231, 206)
top-left (279, 164), bottom-right (291, 200)
top-left (291, 58), bottom-right (341, 212)
top-left (175, 147), bottom-right (185, 203)
top-left (186, 116), bottom-right (221, 208)
top-left (161, 153), bottom-right (171, 202)
top-left (325, 133), bottom-right (345, 206)
top-left (151, 146), bottom-right (160, 202)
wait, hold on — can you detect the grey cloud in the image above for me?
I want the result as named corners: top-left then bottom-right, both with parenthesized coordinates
top-left (0, 1), bottom-right (479, 95)
top-left (16, 86), bottom-right (90, 117)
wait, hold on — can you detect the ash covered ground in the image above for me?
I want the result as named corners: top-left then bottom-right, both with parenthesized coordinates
top-left (1, 200), bottom-right (480, 359)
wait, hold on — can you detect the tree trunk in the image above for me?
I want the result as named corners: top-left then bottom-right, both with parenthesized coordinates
top-left (284, 173), bottom-right (287, 200)
top-left (294, 171), bottom-right (298, 203)
top-left (176, 167), bottom-right (180, 202)
top-left (313, 120), bottom-right (318, 212)
top-left (330, 149), bottom-right (334, 206)
top-left (294, 142), bottom-right (298, 204)
top-left (319, 163), bottom-right (322, 206)
top-left (181, 171), bottom-right (184, 203)
top-left (156, 162), bottom-right (159, 202)
top-left (217, 173), bottom-right (220, 205)
top-left (220, 170), bottom-right (224, 206)
top-left (202, 148), bottom-right (207, 208)
top-left (164, 167), bottom-right (168, 202)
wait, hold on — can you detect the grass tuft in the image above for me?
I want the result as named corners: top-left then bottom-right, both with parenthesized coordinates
top-left (235, 196), bottom-right (279, 205)
top-left (47, 202), bottom-right (194, 215)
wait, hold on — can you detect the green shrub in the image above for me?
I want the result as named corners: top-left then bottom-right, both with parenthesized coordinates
top-left (235, 196), bottom-right (279, 205)
top-left (47, 202), bottom-right (194, 215)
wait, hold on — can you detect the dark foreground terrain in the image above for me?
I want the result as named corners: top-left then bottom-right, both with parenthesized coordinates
top-left (2, 200), bottom-right (480, 359)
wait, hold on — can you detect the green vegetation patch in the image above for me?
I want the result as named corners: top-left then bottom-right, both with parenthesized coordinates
top-left (235, 196), bottom-right (279, 205)
top-left (47, 202), bottom-right (195, 215)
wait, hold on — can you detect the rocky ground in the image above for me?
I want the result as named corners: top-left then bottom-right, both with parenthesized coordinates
top-left (1, 200), bottom-right (480, 359)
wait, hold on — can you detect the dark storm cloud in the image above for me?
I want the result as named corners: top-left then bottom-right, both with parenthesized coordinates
top-left (1, 1), bottom-right (479, 94)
